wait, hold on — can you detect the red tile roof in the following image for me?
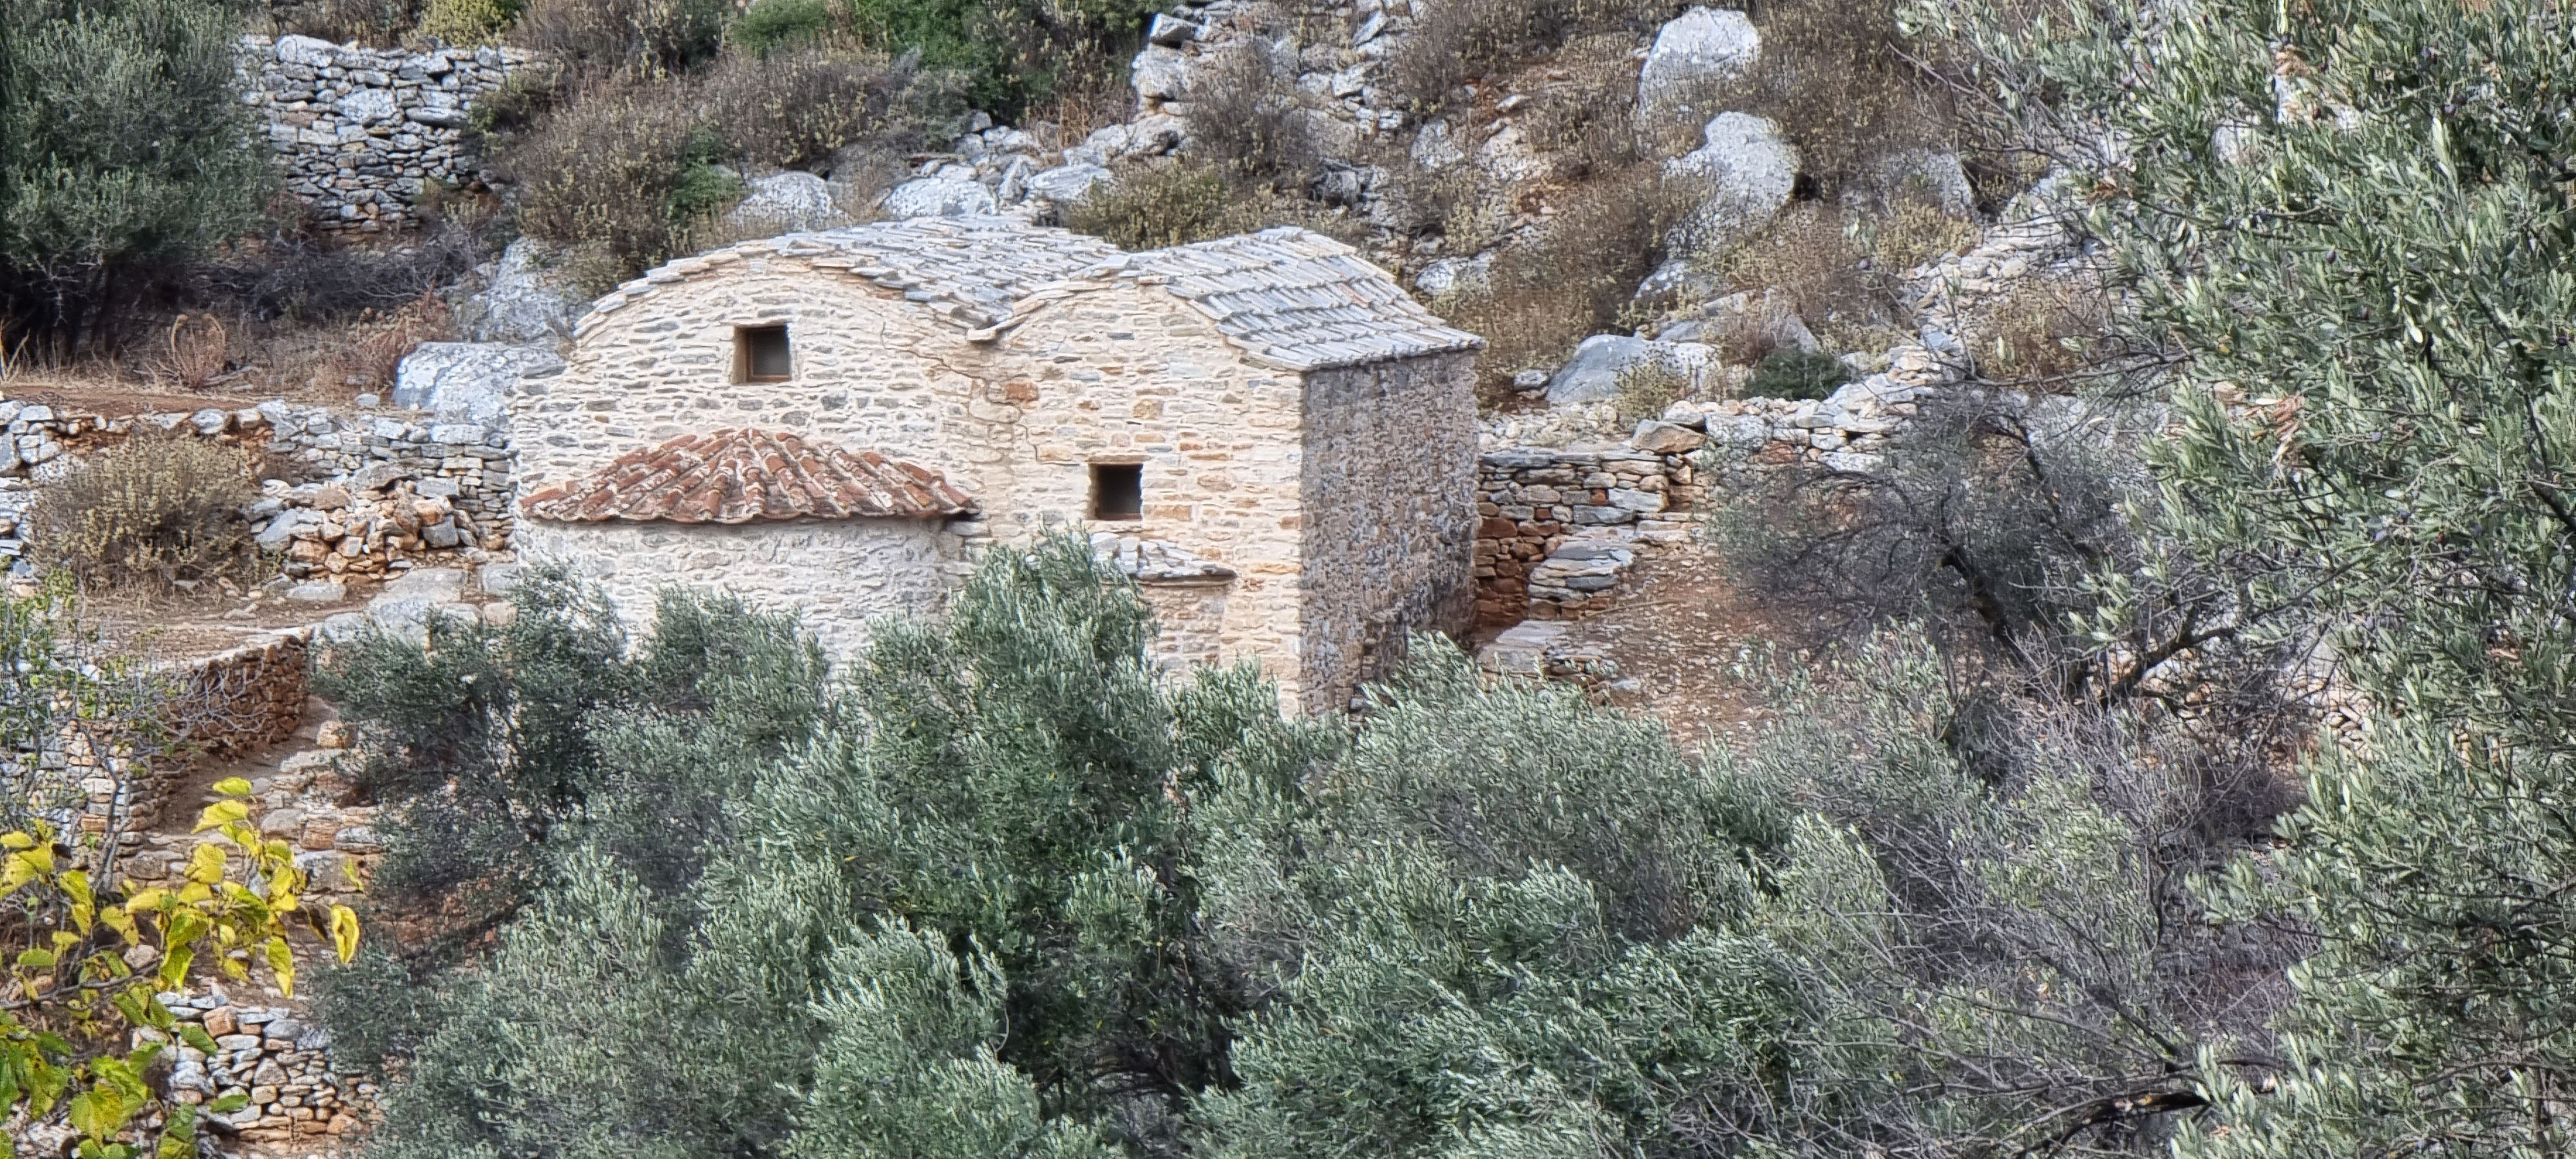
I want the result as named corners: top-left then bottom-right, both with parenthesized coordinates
top-left (520, 429), bottom-right (974, 524)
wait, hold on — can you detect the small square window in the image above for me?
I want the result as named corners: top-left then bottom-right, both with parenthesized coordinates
top-left (737, 324), bottom-right (792, 382)
top-left (1090, 463), bottom-right (1142, 521)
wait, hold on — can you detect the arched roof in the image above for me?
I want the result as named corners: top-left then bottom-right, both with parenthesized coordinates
top-left (576, 217), bottom-right (1483, 373)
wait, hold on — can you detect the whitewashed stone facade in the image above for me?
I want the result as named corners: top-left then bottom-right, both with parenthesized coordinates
top-left (513, 218), bottom-right (1482, 711)
top-left (515, 520), bottom-right (954, 659)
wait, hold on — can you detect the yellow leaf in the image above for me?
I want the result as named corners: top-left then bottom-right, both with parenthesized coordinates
top-left (210, 777), bottom-right (252, 797)
top-left (191, 801), bottom-right (248, 834)
top-left (124, 889), bottom-right (166, 912)
top-left (0, 833), bottom-right (32, 851)
top-left (67, 904), bottom-right (90, 937)
top-left (57, 870), bottom-right (90, 909)
top-left (329, 905), bottom-right (360, 963)
top-left (263, 938), bottom-right (294, 998)
top-left (184, 844), bottom-right (227, 886)
top-left (175, 882), bottom-right (213, 905)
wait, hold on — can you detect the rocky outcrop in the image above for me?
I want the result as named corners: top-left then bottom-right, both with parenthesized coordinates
top-left (1664, 111), bottom-right (1799, 252)
top-left (237, 34), bottom-right (533, 232)
top-left (390, 341), bottom-right (563, 423)
top-left (455, 239), bottom-right (590, 344)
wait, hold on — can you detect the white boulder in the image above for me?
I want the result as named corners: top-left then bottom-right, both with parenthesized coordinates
top-left (1637, 8), bottom-right (1761, 131)
top-left (458, 238), bottom-right (588, 344)
top-left (881, 178), bottom-right (998, 219)
top-left (1664, 112), bottom-right (1798, 251)
top-left (724, 171), bottom-right (851, 233)
top-left (392, 342), bottom-right (564, 424)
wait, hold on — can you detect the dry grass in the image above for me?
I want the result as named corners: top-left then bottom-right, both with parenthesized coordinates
top-left (1720, 204), bottom-right (1882, 344)
top-left (1703, 0), bottom-right (1955, 196)
top-left (1064, 158), bottom-right (1363, 252)
top-left (1388, 0), bottom-right (1669, 113)
top-left (28, 435), bottom-right (260, 593)
top-left (1435, 164), bottom-right (1691, 403)
top-left (1613, 358), bottom-right (1687, 424)
top-left (497, 44), bottom-right (960, 279)
top-left (153, 315), bottom-right (233, 393)
top-left (1965, 279), bottom-right (2105, 386)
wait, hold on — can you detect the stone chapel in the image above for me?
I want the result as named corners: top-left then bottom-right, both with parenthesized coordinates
top-left (511, 216), bottom-right (1482, 713)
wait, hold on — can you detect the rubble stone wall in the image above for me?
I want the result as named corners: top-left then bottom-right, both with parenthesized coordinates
top-left (1473, 447), bottom-right (1701, 625)
top-left (1297, 353), bottom-right (1477, 704)
top-left (237, 34), bottom-right (533, 232)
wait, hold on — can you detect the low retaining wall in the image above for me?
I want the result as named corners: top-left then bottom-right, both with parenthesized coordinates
top-left (169, 632), bottom-right (310, 760)
top-left (1470, 359), bottom-right (1944, 625)
top-left (0, 397), bottom-right (515, 572)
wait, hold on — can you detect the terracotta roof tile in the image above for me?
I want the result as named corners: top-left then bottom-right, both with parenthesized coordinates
top-left (521, 429), bottom-right (974, 524)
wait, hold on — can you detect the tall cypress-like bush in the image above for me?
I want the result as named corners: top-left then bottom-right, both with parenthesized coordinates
top-left (0, 0), bottom-right (267, 353)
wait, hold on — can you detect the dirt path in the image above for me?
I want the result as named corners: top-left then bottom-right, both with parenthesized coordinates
top-left (1480, 540), bottom-right (1836, 756)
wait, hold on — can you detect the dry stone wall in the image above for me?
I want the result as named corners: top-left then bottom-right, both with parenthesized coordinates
top-left (0, 397), bottom-right (515, 575)
top-left (236, 34), bottom-right (533, 232)
top-left (152, 991), bottom-right (374, 1144)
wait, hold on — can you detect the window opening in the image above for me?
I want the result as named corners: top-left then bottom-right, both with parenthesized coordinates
top-left (738, 325), bottom-right (792, 382)
top-left (1091, 463), bottom-right (1142, 521)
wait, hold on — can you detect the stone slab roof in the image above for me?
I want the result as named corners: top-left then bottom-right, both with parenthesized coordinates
top-left (580, 218), bottom-right (1483, 372)
top-left (1114, 228), bottom-right (1486, 372)
top-left (521, 429), bottom-right (974, 524)
top-left (1090, 532), bottom-right (1236, 582)
top-left (575, 218), bottom-right (1122, 339)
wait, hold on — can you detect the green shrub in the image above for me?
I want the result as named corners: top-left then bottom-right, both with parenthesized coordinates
top-left (837, 0), bottom-right (1158, 118)
top-left (1745, 348), bottom-right (1852, 400)
top-left (496, 45), bottom-right (960, 280)
top-left (26, 435), bottom-right (257, 590)
top-left (1388, 0), bottom-right (1671, 113)
top-left (0, 0), bottom-right (269, 353)
top-left (417, 0), bottom-right (512, 44)
top-left (729, 0), bottom-right (830, 53)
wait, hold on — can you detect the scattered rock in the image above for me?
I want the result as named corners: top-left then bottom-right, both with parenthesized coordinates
top-left (283, 580), bottom-right (346, 604)
top-left (1630, 420), bottom-right (1707, 454)
top-left (1025, 163), bottom-right (1113, 207)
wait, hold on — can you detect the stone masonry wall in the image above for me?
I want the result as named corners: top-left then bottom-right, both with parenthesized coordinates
top-left (1134, 580), bottom-right (1233, 673)
top-left (518, 518), bottom-right (956, 659)
top-left (1298, 353), bottom-right (1477, 706)
top-left (237, 34), bottom-right (533, 232)
top-left (152, 992), bottom-right (373, 1144)
top-left (1473, 446), bottom-right (1701, 625)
